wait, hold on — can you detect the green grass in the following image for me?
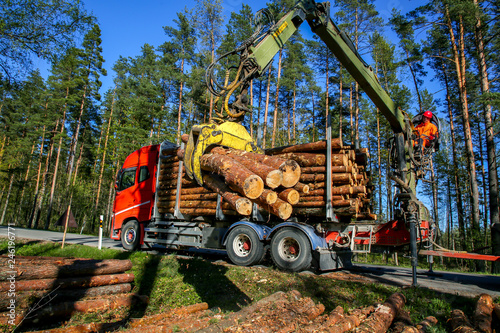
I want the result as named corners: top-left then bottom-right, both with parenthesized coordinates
top-left (0, 238), bottom-right (494, 332)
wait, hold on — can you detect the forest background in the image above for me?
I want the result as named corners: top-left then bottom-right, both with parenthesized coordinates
top-left (0, 0), bottom-right (499, 260)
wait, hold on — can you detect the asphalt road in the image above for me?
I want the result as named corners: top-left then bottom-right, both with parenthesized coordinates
top-left (345, 264), bottom-right (500, 298)
top-left (0, 225), bottom-right (124, 250)
top-left (2, 226), bottom-right (499, 298)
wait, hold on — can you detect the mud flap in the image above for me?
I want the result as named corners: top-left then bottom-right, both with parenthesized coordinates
top-left (316, 249), bottom-right (353, 270)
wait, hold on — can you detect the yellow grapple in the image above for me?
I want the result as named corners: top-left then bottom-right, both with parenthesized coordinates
top-left (183, 121), bottom-right (263, 185)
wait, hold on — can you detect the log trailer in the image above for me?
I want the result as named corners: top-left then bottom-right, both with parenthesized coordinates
top-left (109, 0), bottom-right (478, 282)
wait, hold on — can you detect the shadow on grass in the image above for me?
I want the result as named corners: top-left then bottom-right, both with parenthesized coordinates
top-left (178, 258), bottom-right (251, 312)
top-left (12, 248), bottom-right (152, 332)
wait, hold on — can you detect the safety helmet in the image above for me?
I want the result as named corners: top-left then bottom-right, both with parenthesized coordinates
top-left (423, 111), bottom-right (433, 119)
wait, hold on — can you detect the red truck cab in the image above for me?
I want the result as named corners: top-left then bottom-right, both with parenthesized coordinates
top-left (110, 144), bottom-right (159, 250)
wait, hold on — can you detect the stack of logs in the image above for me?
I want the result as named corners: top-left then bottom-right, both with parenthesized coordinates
top-left (66, 290), bottom-right (438, 333)
top-left (448, 293), bottom-right (500, 333)
top-left (0, 256), bottom-right (146, 327)
top-left (157, 137), bottom-right (375, 222)
top-left (265, 138), bottom-right (376, 221)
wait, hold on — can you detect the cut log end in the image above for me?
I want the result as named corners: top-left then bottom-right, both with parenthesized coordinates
top-left (262, 189), bottom-right (278, 205)
top-left (266, 169), bottom-right (283, 189)
top-left (235, 198), bottom-right (253, 216)
top-left (293, 182), bottom-right (310, 194)
top-left (279, 188), bottom-right (300, 205)
top-left (280, 160), bottom-right (301, 188)
top-left (242, 175), bottom-right (264, 199)
top-left (278, 202), bottom-right (293, 220)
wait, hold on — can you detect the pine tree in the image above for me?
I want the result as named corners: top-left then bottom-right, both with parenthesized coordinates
top-left (0, 0), bottom-right (91, 80)
top-left (162, 11), bottom-right (196, 144)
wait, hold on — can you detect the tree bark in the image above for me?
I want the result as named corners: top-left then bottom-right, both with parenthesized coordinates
top-left (448, 309), bottom-right (478, 333)
top-left (473, 0), bottom-right (499, 227)
top-left (473, 293), bottom-right (493, 333)
top-left (278, 188), bottom-right (299, 205)
top-left (1, 273), bottom-right (134, 292)
top-left (176, 58), bottom-right (185, 144)
top-left (212, 150), bottom-right (282, 189)
top-left (202, 174), bottom-right (252, 215)
top-left (262, 63), bottom-right (273, 148)
top-left (218, 148), bottom-right (301, 188)
top-left (355, 293), bottom-right (406, 333)
top-left (265, 139), bottom-right (343, 154)
top-left (440, 50), bottom-right (466, 249)
top-left (200, 153), bottom-right (264, 199)
top-left (95, 91), bottom-right (114, 210)
top-left (329, 306), bottom-right (375, 332)
top-left (45, 90), bottom-right (69, 230)
top-left (0, 172), bottom-right (14, 226)
top-left (446, 8), bottom-right (480, 249)
top-left (0, 259), bottom-right (132, 281)
top-left (271, 49), bottom-right (283, 148)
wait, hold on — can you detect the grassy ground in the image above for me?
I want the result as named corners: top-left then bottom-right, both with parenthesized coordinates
top-left (0, 238), bottom-right (496, 332)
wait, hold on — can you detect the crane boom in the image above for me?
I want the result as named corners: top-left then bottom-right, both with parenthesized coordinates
top-left (247, 0), bottom-right (405, 133)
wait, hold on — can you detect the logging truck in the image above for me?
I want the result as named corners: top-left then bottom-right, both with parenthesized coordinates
top-left (111, 0), bottom-right (439, 276)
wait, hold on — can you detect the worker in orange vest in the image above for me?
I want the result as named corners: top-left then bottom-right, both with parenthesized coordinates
top-left (414, 111), bottom-right (438, 148)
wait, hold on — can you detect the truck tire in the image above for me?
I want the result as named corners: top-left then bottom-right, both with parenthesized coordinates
top-left (270, 228), bottom-right (311, 272)
top-left (121, 220), bottom-right (140, 251)
top-left (226, 226), bottom-right (265, 266)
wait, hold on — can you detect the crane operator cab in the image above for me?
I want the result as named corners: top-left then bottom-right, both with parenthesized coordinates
top-left (411, 111), bottom-right (441, 179)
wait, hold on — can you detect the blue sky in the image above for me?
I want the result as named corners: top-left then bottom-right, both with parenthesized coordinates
top-left (32, 0), bottom-right (428, 96)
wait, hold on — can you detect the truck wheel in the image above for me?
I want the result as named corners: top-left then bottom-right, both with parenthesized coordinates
top-left (270, 228), bottom-right (311, 272)
top-left (226, 226), bottom-right (265, 266)
top-left (121, 220), bottom-right (140, 251)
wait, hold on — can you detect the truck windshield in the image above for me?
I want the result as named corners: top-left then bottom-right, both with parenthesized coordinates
top-left (118, 167), bottom-right (137, 191)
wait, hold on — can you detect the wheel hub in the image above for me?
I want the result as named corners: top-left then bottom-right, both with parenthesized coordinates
top-left (279, 237), bottom-right (300, 261)
top-left (234, 234), bottom-right (251, 257)
top-left (126, 229), bottom-right (136, 244)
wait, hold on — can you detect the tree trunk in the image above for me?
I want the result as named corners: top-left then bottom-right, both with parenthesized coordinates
top-left (0, 172), bottom-right (14, 226)
top-left (16, 143), bottom-right (35, 226)
top-left (176, 58), bottom-right (185, 145)
top-left (262, 63), bottom-right (273, 148)
top-left (271, 49), bottom-right (283, 148)
top-left (325, 49), bottom-right (330, 137)
top-left (473, 0), bottom-right (499, 227)
top-left (311, 89), bottom-right (316, 142)
top-left (67, 84), bottom-right (87, 186)
top-left (292, 84), bottom-right (297, 144)
top-left (44, 103), bottom-right (68, 230)
top-left (250, 80), bottom-right (254, 138)
top-left (339, 65), bottom-right (343, 140)
top-left (441, 50), bottom-right (466, 250)
top-left (72, 125), bottom-right (86, 185)
top-left (95, 88), bottom-right (116, 216)
top-left (349, 84), bottom-right (354, 143)
top-left (446, 10), bottom-right (479, 249)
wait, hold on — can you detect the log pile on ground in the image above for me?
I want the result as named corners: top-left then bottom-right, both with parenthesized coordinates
top-left (157, 138), bottom-right (376, 222)
top-left (40, 290), bottom-right (438, 333)
top-left (447, 293), bottom-right (500, 333)
top-left (0, 255), bottom-right (147, 327)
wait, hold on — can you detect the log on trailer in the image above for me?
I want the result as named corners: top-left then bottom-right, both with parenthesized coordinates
top-left (199, 153), bottom-right (264, 199)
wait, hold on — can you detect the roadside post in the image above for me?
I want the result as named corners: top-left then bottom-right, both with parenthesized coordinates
top-left (61, 203), bottom-right (71, 249)
top-left (98, 215), bottom-right (103, 250)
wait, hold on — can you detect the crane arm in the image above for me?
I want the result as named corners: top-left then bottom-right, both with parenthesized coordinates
top-left (244, 0), bottom-right (406, 133)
